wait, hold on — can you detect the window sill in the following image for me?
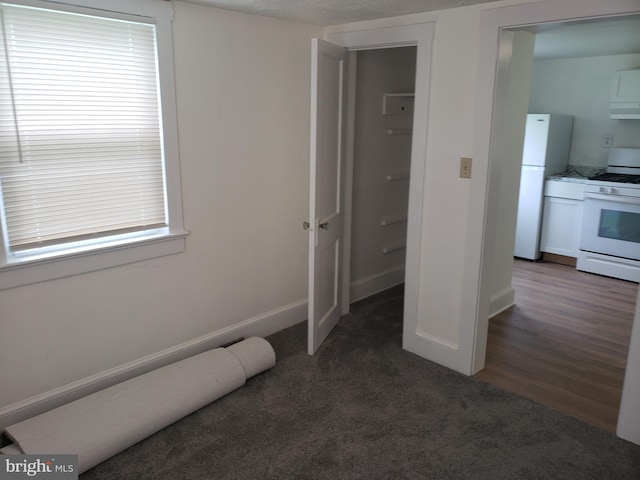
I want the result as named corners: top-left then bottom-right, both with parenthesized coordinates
top-left (0, 230), bottom-right (189, 291)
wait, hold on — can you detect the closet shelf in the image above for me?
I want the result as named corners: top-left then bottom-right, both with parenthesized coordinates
top-left (382, 242), bottom-right (406, 254)
top-left (386, 128), bottom-right (412, 135)
top-left (383, 93), bottom-right (415, 115)
top-left (380, 214), bottom-right (408, 226)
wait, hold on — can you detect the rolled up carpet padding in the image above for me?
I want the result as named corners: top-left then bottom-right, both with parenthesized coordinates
top-left (0, 444), bottom-right (21, 455)
top-left (227, 336), bottom-right (276, 378)
top-left (2, 336), bottom-right (275, 473)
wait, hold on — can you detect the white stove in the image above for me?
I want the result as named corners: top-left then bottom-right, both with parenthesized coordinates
top-left (578, 148), bottom-right (640, 282)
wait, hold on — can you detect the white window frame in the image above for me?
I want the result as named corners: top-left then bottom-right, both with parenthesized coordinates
top-left (0, 0), bottom-right (187, 290)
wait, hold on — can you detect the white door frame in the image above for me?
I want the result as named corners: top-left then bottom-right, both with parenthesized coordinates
top-left (327, 23), bottom-right (434, 347)
top-left (462, 0), bottom-right (640, 438)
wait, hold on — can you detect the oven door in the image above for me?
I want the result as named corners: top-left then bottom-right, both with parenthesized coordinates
top-left (580, 192), bottom-right (640, 261)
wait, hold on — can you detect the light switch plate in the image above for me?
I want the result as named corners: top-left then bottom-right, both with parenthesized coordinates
top-left (460, 157), bottom-right (472, 178)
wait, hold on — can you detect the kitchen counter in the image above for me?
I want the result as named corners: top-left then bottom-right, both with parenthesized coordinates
top-left (546, 173), bottom-right (588, 184)
top-left (545, 176), bottom-right (585, 200)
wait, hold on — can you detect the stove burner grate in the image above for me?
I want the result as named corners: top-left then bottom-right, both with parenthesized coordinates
top-left (588, 173), bottom-right (640, 184)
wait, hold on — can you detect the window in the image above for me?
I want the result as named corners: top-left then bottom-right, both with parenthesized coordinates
top-left (0, 0), bottom-right (186, 290)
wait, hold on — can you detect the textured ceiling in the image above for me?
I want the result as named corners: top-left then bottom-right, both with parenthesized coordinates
top-left (178, 1), bottom-right (640, 59)
top-left (177, 0), bottom-right (499, 26)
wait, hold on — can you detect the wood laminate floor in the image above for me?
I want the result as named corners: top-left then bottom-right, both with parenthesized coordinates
top-left (475, 259), bottom-right (637, 432)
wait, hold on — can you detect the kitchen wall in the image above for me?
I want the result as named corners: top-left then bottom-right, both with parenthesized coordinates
top-left (350, 47), bottom-right (416, 301)
top-left (0, 1), bottom-right (320, 417)
top-left (529, 54), bottom-right (640, 168)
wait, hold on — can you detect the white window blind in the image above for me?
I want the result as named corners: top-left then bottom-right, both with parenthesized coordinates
top-left (0, 3), bottom-right (167, 252)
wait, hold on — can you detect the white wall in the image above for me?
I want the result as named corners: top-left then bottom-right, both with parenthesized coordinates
top-left (413, 5), bottom-right (491, 345)
top-left (529, 54), bottom-right (640, 168)
top-left (327, 0), bottom-right (533, 364)
top-left (351, 47), bottom-right (416, 301)
top-left (617, 285), bottom-right (640, 444)
top-left (0, 2), bottom-right (320, 419)
top-left (490, 31), bottom-right (535, 317)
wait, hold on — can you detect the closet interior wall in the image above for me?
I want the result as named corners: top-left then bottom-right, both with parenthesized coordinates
top-left (350, 47), bottom-right (417, 302)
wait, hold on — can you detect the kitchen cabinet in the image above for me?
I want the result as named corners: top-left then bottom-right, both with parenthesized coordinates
top-left (540, 179), bottom-right (585, 258)
top-left (611, 69), bottom-right (640, 102)
top-left (610, 69), bottom-right (640, 119)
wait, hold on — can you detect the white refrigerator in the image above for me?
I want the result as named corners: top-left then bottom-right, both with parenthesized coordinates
top-left (514, 114), bottom-right (573, 260)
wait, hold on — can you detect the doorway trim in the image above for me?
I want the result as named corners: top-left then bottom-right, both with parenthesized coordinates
top-left (327, 23), bottom-right (434, 350)
top-left (462, 0), bottom-right (640, 433)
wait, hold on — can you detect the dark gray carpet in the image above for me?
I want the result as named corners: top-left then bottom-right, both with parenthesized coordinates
top-left (81, 286), bottom-right (640, 479)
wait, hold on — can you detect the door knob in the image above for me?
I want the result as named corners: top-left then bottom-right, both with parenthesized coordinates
top-left (303, 221), bottom-right (310, 230)
top-left (319, 222), bottom-right (329, 230)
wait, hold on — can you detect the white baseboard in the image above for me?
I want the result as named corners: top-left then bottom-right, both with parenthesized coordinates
top-left (350, 265), bottom-right (405, 303)
top-left (489, 286), bottom-right (515, 318)
top-left (0, 299), bottom-right (307, 430)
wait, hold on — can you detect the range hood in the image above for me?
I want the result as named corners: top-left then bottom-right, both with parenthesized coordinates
top-left (610, 69), bottom-right (640, 119)
top-left (610, 102), bottom-right (640, 119)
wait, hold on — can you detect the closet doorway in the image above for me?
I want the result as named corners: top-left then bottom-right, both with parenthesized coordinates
top-left (349, 47), bottom-right (417, 305)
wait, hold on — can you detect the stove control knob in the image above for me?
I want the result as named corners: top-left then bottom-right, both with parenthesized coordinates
top-left (610, 188), bottom-right (617, 194)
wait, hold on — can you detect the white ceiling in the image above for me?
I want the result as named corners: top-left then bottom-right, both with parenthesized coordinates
top-left (178, 0), bottom-right (640, 60)
top-left (178, 0), bottom-right (498, 26)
